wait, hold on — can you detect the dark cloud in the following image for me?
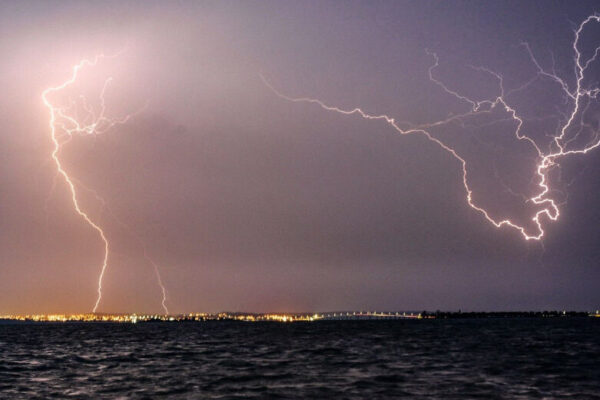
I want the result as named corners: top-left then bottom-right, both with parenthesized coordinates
top-left (1, 1), bottom-right (599, 313)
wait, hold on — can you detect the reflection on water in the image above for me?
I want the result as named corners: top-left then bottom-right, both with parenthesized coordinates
top-left (0, 319), bottom-right (599, 399)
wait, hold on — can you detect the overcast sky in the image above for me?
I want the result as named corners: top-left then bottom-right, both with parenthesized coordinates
top-left (1, 0), bottom-right (599, 314)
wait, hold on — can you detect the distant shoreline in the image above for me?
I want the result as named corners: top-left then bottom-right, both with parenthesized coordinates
top-left (1, 310), bottom-right (598, 323)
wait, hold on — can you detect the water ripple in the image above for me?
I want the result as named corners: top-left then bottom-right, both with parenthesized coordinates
top-left (0, 319), bottom-right (599, 399)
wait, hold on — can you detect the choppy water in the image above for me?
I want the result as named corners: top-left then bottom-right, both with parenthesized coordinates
top-left (1, 318), bottom-right (599, 399)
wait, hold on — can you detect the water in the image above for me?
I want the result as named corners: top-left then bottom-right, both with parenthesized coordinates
top-left (1, 318), bottom-right (599, 399)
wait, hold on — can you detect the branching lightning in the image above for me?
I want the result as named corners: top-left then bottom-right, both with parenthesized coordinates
top-left (42, 55), bottom-right (169, 314)
top-left (261, 15), bottom-right (600, 241)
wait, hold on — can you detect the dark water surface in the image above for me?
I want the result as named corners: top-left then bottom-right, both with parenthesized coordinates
top-left (1, 319), bottom-right (599, 399)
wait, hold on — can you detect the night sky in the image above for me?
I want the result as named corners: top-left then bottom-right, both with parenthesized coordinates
top-left (1, 0), bottom-right (599, 314)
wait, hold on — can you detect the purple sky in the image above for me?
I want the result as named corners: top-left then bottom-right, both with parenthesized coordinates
top-left (1, 0), bottom-right (600, 314)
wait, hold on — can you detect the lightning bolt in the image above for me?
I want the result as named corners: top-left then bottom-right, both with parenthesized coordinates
top-left (261, 14), bottom-right (600, 241)
top-left (74, 178), bottom-right (170, 315)
top-left (42, 54), bottom-right (169, 314)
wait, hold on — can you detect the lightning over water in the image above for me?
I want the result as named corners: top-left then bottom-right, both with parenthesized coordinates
top-left (261, 14), bottom-right (600, 242)
top-left (3, 4), bottom-right (600, 398)
top-left (42, 55), bottom-right (169, 314)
